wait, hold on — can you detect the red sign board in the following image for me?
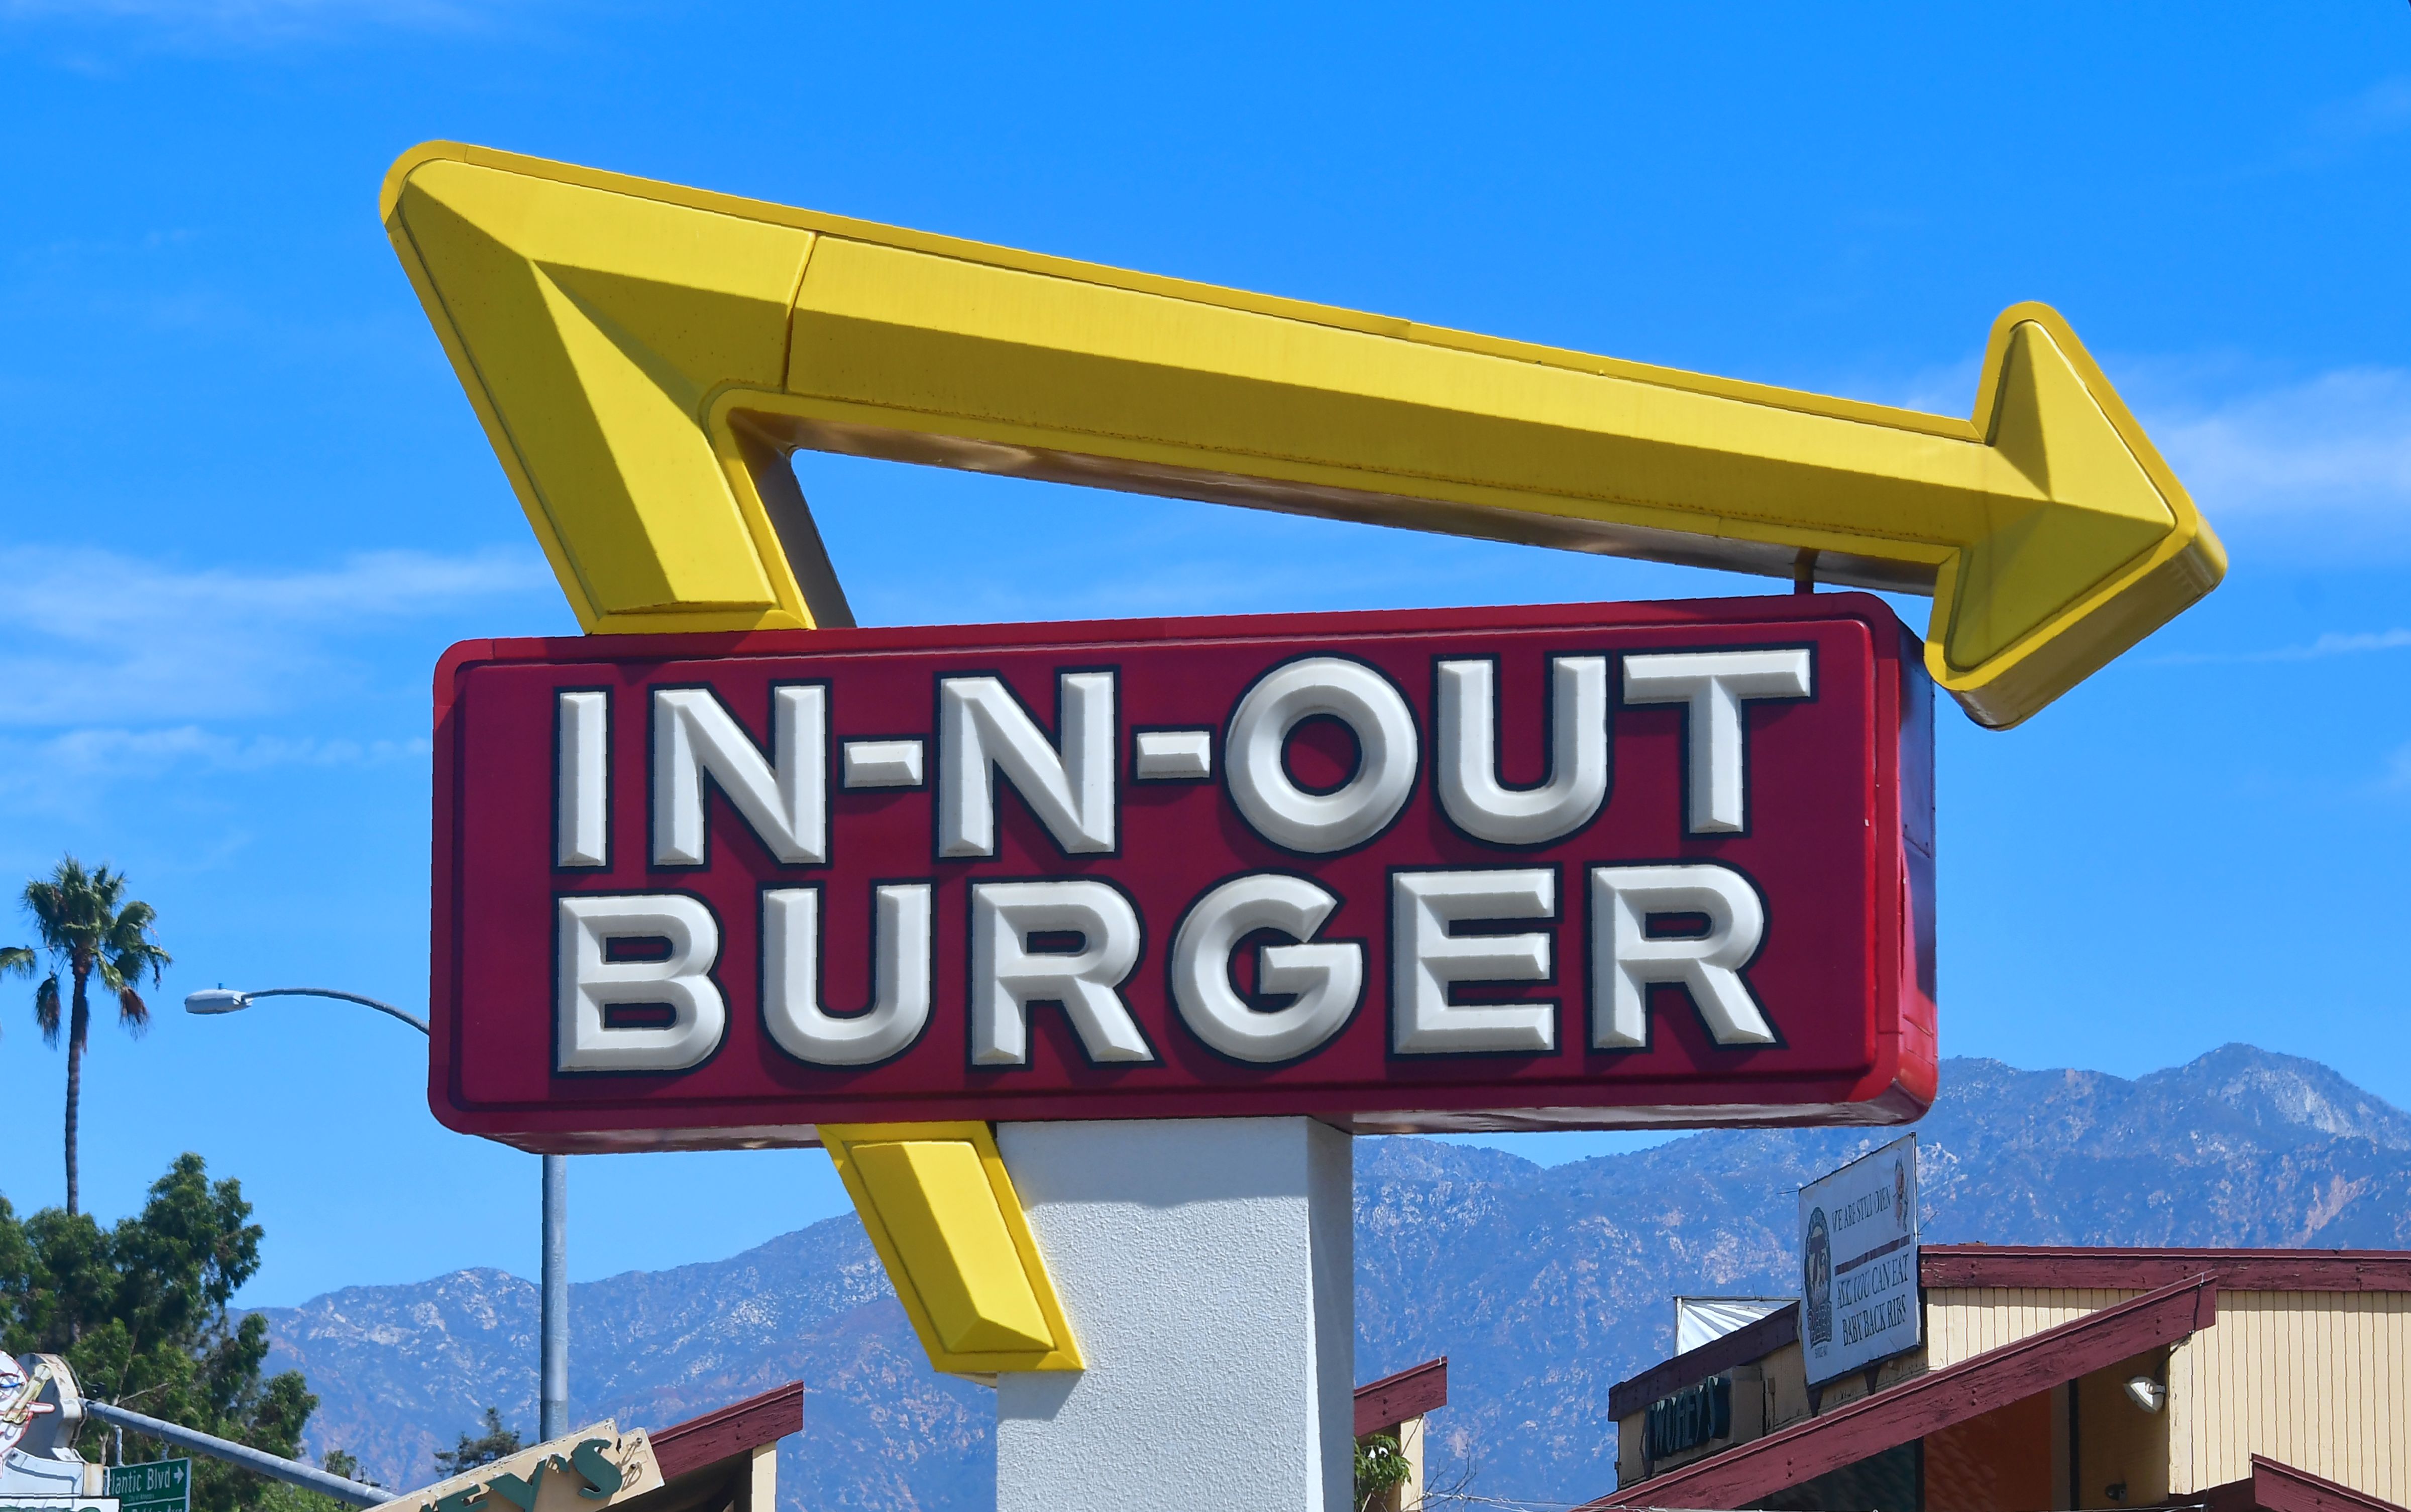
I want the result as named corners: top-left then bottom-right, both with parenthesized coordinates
top-left (430, 594), bottom-right (1935, 1150)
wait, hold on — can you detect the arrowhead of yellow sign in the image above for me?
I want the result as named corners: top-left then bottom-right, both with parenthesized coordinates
top-left (384, 142), bottom-right (2223, 727)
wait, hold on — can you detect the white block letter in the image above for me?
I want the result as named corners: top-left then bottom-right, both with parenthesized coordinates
top-left (1226, 657), bottom-right (1418, 854)
top-left (1435, 656), bottom-right (1609, 846)
top-left (1589, 862), bottom-right (1774, 1049)
top-left (762, 884), bottom-right (933, 1066)
top-left (556, 894), bottom-right (726, 1072)
top-left (1171, 874), bottom-right (1362, 1064)
top-left (970, 880), bottom-right (1152, 1066)
top-left (1391, 870), bottom-right (1557, 1055)
top-left (938, 673), bottom-right (1116, 858)
top-left (652, 685), bottom-right (827, 866)
top-left (557, 689), bottom-right (609, 868)
top-left (1622, 648), bottom-right (1812, 834)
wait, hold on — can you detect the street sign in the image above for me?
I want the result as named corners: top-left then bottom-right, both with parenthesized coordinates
top-left (1799, 1135), bottom-right (1922, 1385)
top-left (101, 1461), bottom-right (185, 1512)
top-left (382, 141), bottom-right (2223, 728)
top-left (429, 592), bottom-right (1934, 1148)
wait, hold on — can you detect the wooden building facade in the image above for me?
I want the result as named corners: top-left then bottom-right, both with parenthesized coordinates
top-left (1601, 1246), bottom-right (2409, 1512)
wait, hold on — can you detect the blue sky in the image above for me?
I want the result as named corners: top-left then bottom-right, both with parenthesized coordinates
top-left (3, 4), bottom-right (2407, 1308)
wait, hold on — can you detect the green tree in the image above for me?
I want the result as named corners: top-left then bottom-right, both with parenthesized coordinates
top-left (0, 1154), bottom-right (315, 1512)
top-left (1355, 1431), bottom-right (1413, 1512)
top-left (431, 1407), bottom-right (524, 1476)
top-left (251, 1449), bottom-right (377, 1512)
top-left (317, 1450), bottom-right (373, 1486)
top-left (0, 857), bottom-right (172, 1215)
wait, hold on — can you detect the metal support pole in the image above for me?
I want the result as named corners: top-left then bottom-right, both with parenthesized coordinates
top-left (183, 985), bottom-right (573, 1455)
top-left (540, 1153), bottom-right (569, 1442)
top-left (80, 1400), bottom-right (380, 1508)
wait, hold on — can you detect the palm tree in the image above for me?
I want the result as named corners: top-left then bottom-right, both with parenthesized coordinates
top-left (1, 857), bottom-right (171, 1215)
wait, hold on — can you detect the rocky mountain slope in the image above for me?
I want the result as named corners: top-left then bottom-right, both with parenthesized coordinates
top-left (258, 1045), bottom-right (2411, 1510)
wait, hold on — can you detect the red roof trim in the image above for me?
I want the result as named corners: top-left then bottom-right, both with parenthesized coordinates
top-left (1922, 1246), bottom-right (2411, 1294)
top-left (1607, 1305), bottom-right (1800, 1422)
top-left (1587, 1273), bottom-right (2219, 1510)
top-left (2249, 1455), bottom-right (2411, 1512)
top-left (648, 1381), bottom-right (805, 1482)
top-left (1354, 1358), bottom-right (1448, 1438)
top-left (1600, 1248), bottom-right (2405, 1432)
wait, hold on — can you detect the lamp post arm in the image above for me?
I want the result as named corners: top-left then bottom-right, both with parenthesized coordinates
top-left (187, 984), bottom-right (567, 1439)
top-left (79, 1399), bottom-right (383, 1508)
top-left (242, 988), bottom-right (429, 1034)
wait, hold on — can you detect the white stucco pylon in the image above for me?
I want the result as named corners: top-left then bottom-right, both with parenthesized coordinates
top-left (994, 1117), bottom-right (1354, 1511)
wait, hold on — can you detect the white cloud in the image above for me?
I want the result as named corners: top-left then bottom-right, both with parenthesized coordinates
top-left (2151, 627), bottom-right (2411, 668)
top-left (2148, 368), bottom-right (2411, 526)
top-left (2386, 743), bottom-right (2411, 795)
top-left (0, 725), bottom-right (431, 819)
top-left (1859, 359), bottom-right (1982, 422)
top-left (2310, 75), bottom-right (2411, 148)
top-left (0, 545), bottom-right (555, 728)
top-left (0, 0), bottom-right (489, 43)
top-left (0, 545), bottom-right (544, 819)
top-left (31, 726), bottom-right (432, 776)
top-left (1788, 354), bottom-right (2411, 552)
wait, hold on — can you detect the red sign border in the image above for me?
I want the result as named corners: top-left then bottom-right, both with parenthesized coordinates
top-left (429, 593), bottom-right (1936, 1150)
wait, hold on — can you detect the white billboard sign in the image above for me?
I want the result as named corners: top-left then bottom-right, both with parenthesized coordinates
top-left (1798, 1133), bottom-right (1920, 1386)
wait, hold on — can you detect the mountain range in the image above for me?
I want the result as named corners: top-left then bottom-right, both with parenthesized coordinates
top-left (256, 1045), bottom-right (2411, 1510)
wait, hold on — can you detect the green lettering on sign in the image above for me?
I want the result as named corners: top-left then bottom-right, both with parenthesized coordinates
top-left (103, 1460), bottom-right (189, 1512)
top-left (568, 1441), bottom-right (621, 1500)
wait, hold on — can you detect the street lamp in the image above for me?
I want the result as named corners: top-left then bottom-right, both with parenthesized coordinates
top-left (184, 986), bottom-right (572, 1441)
top-left (184, 987), bottom-right (428, 1033)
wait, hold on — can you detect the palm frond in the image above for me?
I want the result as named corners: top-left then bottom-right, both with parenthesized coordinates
top-left (109, 899), bottom-right (160, 948)
top-left (22, 878), bottom-right (67, 942)
top-left (105, 918), bottom-right (170, 984)
top-left (90, 865), bottom-right (126, 905)
top-left (18, 856), bottom-right (166, 1051)
top-left (33, 975), bottom-right (61, 1045)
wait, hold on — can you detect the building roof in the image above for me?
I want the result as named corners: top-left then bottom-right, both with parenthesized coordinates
top-left (1608, 1306), bottom-right (1799, 1423)
top-left (2203, 1456), bottom-right (2410, 1512)
top-left (614, 1382), bottom-right (804, 1512)
top-left (1588, 1272), bottom-right (2219, 1510)
top-left (1355, 1357), bottom-right (1448, 1438)
top-left (1921, 1245), bottom-right (2411, 1293)
top-left (1606, 1245), bottom-right (2411, 1425)
top-left (648, 1382), bottom-right (805, 1481)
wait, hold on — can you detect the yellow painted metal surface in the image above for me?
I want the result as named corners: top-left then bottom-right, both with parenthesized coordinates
top-left (849, 1139), bottom-right (1054, 1354)
top-left (385, 150), bottom-right (813, 632)
top-left (382, 141), bottom-right (2225, 727)
top-left (819, 1121), bottom-right (1081, 1375)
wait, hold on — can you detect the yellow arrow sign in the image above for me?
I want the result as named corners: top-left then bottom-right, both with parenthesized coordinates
top-left (383, 141), bottom-right (2223, 727)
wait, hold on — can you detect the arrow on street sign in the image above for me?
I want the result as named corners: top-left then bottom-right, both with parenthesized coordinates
top-left (383, 142), bottom-right (2223, 727)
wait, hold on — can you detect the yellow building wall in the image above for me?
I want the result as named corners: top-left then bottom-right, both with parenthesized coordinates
top-left (1925, 1287), bottom-right (2144, 1369)
top-left (1923, 1285), bottom-right (2411, 1504)
top-left (1618, 1284), bottom-right (2408, 1506)
top-left (2167, 1289), bottom-right (2410, 1501)
top-left (2073, 1349), bottom-right (2173, 1508)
